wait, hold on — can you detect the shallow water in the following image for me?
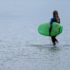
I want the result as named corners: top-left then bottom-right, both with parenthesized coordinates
top-left (0, 41), bottom-right (70, 70)
top-left (0, 0), bottom-right (70, 70)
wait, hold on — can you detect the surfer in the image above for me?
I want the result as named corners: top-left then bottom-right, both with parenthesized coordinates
top-left (49, 10), bottom-right (60, 46)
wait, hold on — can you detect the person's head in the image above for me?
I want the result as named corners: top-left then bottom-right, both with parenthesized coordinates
top-left (53, 10), bottom-right (59, 18)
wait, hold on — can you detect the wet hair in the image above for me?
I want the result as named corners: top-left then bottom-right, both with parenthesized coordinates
top-left (53, 10), bottom-right (60, 23)
top-left (53, 10), bottom-right (59, 18)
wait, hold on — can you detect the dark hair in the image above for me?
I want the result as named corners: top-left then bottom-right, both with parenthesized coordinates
top-left (53, 10), bottom-right (59, 18)
top-left (53, 10), bottom-right (60, 23)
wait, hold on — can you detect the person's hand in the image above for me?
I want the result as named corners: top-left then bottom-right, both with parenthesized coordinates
top-left (49, 32), bottom-right (51, 36)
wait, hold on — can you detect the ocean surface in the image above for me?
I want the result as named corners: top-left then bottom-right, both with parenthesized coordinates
top-left (0, 0), bottom-right (70, 70)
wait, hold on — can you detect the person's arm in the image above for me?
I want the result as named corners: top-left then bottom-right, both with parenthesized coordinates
top-left (49, 18), bottom-right (53, 36)
top-left (59, 19), bottom-right (60, 23)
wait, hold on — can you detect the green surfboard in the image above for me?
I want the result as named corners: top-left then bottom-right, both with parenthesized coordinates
top-left (38, 22), bottom-right (63, 36)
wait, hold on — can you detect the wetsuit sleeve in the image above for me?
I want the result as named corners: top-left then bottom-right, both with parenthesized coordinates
top-left (49, 18), bottom-right (53, 35)
top-left (50, 18), bottom-right (54, 24)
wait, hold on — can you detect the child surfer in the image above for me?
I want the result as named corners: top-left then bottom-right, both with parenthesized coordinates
top-left (49, 10), bottom-right (60, 46)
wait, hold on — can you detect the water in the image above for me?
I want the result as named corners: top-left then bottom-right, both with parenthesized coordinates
top-left (0, 0), bottom-right (70, 70)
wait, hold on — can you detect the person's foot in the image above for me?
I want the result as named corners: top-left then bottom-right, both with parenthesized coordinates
top-left (55, 39), bottom-right (59, 43)
top-left (53, 42), bottom-right (56, 46)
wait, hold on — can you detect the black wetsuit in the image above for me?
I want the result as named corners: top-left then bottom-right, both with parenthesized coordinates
top-left (49, 18), bottom-right (60, 45)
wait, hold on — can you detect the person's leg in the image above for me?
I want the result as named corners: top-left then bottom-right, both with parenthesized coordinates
top-left (54, 36), bottom-right (59, 43)
top-left (51, 36), bottom-right (56, 46)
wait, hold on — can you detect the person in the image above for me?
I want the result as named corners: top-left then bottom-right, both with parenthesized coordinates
top-left (49, 10), bottom-right (60, 46)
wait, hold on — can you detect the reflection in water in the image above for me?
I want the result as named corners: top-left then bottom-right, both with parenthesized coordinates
top-left (49, 46), bottom-right (60, 53)
top-left (26, 43), bottom-right (61, 53)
